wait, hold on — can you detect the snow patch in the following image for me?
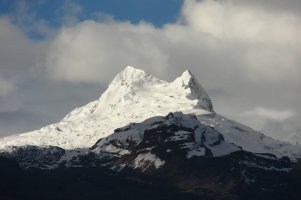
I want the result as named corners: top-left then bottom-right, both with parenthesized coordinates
top-left (186, 148), bottom-right (206, 159)
top-left (240, 161), bottom-right (292, 172)
top-left (134, 152), bottom-right (165, 170)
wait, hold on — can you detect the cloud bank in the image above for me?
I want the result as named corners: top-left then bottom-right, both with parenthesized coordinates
top-left (0, 0), bottom-right (300, 139)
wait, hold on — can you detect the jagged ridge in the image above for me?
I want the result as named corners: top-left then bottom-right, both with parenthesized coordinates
top-left (0, 66), bottom-right (300, 161)
top-left (0, 66), bottom-right (213, 150)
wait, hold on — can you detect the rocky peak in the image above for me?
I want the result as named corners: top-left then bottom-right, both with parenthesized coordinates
top-left (172, 70), bottom-right (214, 112)
top-left (109, 66), bottom-right (161, 88)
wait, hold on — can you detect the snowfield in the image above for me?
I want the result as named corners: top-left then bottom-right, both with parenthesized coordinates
top-left (0, 66), bottom-right (300, 160)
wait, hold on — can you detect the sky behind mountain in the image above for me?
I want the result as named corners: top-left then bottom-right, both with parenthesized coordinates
top-left (0, 0), bottom-right (300, 139)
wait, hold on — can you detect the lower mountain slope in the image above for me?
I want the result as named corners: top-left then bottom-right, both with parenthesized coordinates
top-left (0, 112), bottom-right (298, 200)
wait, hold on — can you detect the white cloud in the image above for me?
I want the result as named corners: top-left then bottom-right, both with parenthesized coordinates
top-left (181, 0), bottom-right (301, 82)
top-left (43, 0), bottom-right (301, 84)
top-left (182, 0), bottom-right (301, 44)
top-left (45, 21), bottom-right (170, 83)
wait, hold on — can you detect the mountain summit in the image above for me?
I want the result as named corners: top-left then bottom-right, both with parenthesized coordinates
top-left (0, 66), bottom-right (213, 150)
top-left (110, 66), bottom-right (160, 86)
top-left (97, 66), bottom-right (213, 113)
top-left (173, 70), bottom-right (213, 111)
top-left (0, 66), bottom-right (300, 159)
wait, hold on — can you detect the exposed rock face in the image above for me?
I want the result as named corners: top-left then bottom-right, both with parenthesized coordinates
top-left (82, 112), bottom-right (240, 171)
top-left (0, 145), bottom-right (65, 169)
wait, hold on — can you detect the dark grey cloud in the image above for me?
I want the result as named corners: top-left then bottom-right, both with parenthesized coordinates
top-left (0, 110), bottom-right (47, 137)
top-left (0, 77), bottom-right (103, 137)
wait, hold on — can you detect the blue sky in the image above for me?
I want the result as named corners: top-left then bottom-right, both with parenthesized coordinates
top-left (0, 0), bottom-right (182, 39)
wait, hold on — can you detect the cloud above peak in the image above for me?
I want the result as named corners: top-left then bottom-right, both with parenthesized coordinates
top-left (45, 21), bottom-right (169, 83)
top-left (182, 0), bottom-right (300, 44)
top-left (43, 0), bottom-right (301, 85)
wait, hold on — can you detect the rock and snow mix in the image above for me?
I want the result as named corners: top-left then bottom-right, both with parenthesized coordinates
top-left (89, 112), bottom-right (241, 171)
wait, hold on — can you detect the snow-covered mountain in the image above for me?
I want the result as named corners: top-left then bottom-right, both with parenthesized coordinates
top-left (0, 111), bottom-right (294, 200)
top-left (70, 112), bottom-right (241, 170)
top-left (0, 66), bottom-right (300, 160)
top-left (1, 66), bottom-right (301, 200)
top-left (71, 112), bottom-right (292, 174)
top-left (0, 66), bottom-right (211, 150)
